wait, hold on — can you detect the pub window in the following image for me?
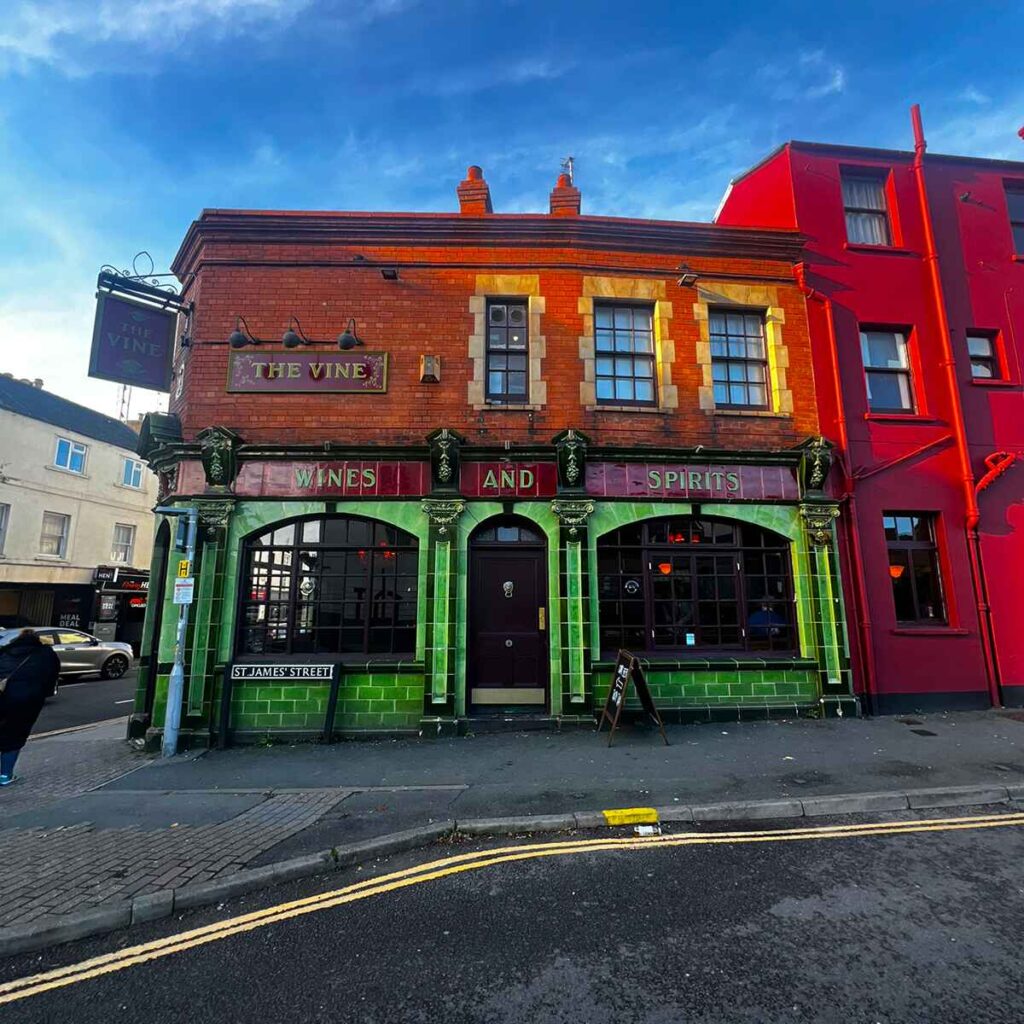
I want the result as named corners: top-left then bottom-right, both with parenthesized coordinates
top-left (486, 300), bottom-right (529, 403)
top-left (237, 515), bottom-right (418, 657)
top-left (1006, 184), bottom-right (1024, 254)
top-left (841, 170), bottom-right (892, 246)
top-left (860, 328), bottom-right (915, 412)
top-left (966, 331), bottom-right (1001, 380)
top-left (597, 517), bottom-right (795, 656)
top-left (883, 513), bottom-right (947, 624)
top-left (710, 310), bottom-right (769, 409)
top-left (594, 302), bottom-right (657, 405)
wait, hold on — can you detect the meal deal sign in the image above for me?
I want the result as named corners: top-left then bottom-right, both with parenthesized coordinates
top-left (227, 351), bottom-right (388, 393)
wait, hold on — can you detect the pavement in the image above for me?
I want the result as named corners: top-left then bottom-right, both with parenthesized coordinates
top-left (2, 708), bottom-right (1024, 956)
top-left (3, 807), bottom-right (1024, 1022)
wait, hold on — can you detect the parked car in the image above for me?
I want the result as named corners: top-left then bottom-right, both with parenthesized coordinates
top-left (0, 628), bottom-right (134, 695)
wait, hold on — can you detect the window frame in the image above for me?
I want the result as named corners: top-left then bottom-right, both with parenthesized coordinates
top-left (883, 512), bottom-right (948, 626)
top-left (0, 502), bottom-right (9, 555)
top-left (236, 515), bottom-right (419, 660)
top-left (593, 301), bottom-right (658, 408)
top-left (54, 437), bottom-right (88, 474)
top-left (39, 511), bottom-right (71, 558)
top-left (122, 457), bottom-right (144, 489)
top-left (841, 168), bottom-right (894, 247)
top-left (860, 327), bottom-right (916, 413)
top-left (484, 298), bottom-right (530, 404)
top-left (965, 330), bottom-right (1002, 381)
top-left (1005, 183), bottom-right (1024, 255)
top-left (111, 523), bottom-right (136, 564)
top-left (709, 307), bottom-right (771, 410)
top-left (597, 517), bottom-right (797, 658)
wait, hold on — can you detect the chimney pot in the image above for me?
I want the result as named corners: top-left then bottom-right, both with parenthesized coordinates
top-left (549, 172), bottom-right (581, 217)
top-left (457, 165), bottom-right (493, 215)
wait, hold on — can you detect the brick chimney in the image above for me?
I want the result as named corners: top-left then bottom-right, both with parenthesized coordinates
top-left (457, 165), bottom-right (493, 215)
top-left (549, 172), bottom-right (581, 217)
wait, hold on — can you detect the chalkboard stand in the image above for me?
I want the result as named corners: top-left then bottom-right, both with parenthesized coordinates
top-left (596, 650), bottom-right (669, 748)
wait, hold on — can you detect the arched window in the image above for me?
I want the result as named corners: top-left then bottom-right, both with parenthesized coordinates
top-left (597, 516), bottom-right (795, 656)
top-left (238, 516), bottom-right (418, 657)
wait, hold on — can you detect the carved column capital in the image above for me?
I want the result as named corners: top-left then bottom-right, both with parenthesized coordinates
top-left (422, 498), bottom-right (466, 536)
top-left (799, 501), bottom-right (840, 546)
top-left (551, 498), bottom-right (595, 537)
top-left (196, 498), bottom-right (235, 537)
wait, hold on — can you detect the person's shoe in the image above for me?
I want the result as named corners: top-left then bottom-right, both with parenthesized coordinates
top-left (0, 775), bottom-right (15, 786)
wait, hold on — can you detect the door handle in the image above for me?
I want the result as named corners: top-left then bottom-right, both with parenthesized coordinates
top-left (538, 608), bottom-right (546, 631)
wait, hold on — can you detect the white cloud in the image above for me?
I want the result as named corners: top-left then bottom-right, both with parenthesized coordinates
top-left (756, 48), bottom-right (846, 103)
top-left (929, 94), bottom-right (1024, 161)
top-left (413, 56), bottom-right (570, 97)
top-left (959, 85), bottom-right (990, 106)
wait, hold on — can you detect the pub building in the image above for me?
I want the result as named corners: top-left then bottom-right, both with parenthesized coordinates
top-left (130, 167), bottom-right (854, 747)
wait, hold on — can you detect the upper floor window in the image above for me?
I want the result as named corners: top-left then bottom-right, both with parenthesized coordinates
top-left (54, 437), bottom-right (87, 474)
top-left (860, 328), bottom-right (914, 412)
top-left (594, 303), bottom-right (656, 406)
top-left (122, 458), bottom-right (144, 489)
top-left (710, 310), bottom-right (769, 409)
top-left (486, 300), bottom-right (529, 403)
top-left (111, 523), bottom-right (136, 564)
top-left (1006, 185), bottom-right (1024, 254)
top-left (966, 332), bottom-right (1001, 380)
top-left (0, 503), bottom-right (9, 555)
top-left (883, 513), bottom-right (946, 625)
top-left (842, 171), bottom-right (892, 246)
top-left (39, 512), bottom-right (70, 558)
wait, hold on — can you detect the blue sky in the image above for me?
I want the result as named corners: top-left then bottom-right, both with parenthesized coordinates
top-left (1, 0), bottom-right (1022, 416)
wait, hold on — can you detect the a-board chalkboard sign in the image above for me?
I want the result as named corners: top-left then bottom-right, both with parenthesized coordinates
top-left (596, 650), bottom-right (669, 747)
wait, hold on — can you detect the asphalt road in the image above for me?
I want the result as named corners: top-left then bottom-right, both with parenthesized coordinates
top-left (2, 807), bottom-right (1023, 1022)
top-left (33, 668), bottom-right (137, 735)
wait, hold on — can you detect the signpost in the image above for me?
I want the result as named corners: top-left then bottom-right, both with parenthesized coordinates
top-left (172, 577), bottom-right (195, 605)
top-left (596, 650), bottom-right (669, 747)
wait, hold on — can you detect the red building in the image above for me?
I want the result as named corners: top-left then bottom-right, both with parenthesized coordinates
top-left (717, 108), bottom-right (1024, 712)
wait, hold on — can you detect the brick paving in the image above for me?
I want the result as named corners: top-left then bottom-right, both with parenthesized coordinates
top-left (0, 724), bottom-right (348, 929)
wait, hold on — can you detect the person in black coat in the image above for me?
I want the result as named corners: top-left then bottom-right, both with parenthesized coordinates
top-left (0, 630), bottom-right (60, 785)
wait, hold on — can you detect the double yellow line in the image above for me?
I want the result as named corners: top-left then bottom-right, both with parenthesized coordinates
top-left (3, 810), bottom-right (1023, 1006)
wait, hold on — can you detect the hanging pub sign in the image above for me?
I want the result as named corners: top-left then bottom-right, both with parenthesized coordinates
top-left (227, 351), bottom-right (388, 394)
top-left (597, 650), bottom-right (669, 748)
top-left (89, 291), bottom-right (177, 392)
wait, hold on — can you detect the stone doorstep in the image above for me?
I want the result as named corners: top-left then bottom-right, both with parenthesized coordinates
top-left (1, 783), bottom-right (1020, 960)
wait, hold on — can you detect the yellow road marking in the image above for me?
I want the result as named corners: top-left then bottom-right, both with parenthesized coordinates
top-left (3, 811), bottom-right (1024, 1006)
top-left (602, 807), bottom-right (659, 825)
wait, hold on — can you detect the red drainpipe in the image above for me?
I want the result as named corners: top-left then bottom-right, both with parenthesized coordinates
top-left (794, 262), bottom-right (877, 710)
top-left (910, 104), bottom-right (1001, 708)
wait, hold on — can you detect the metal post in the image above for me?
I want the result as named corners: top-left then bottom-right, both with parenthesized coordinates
top-left (157, 506), bottom-right (198, 758)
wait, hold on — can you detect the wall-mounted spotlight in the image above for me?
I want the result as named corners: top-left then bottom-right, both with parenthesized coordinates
top-left (677, 264), bottom-right (699, 287)
top-left (281, 317), bottom-right (313, 348)
top-left (336, 318), bottom-right (363, 350)
top-left (380, 267), bottom-right (400, 281)
top-left (228, 315), bottom-right (259, 348)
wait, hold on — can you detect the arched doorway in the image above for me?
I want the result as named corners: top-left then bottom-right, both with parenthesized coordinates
top-left (468, 516), bottom-right (548, 710)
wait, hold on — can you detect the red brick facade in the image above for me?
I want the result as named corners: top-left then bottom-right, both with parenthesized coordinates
top-left (170, 170), bottom-right (819, 450)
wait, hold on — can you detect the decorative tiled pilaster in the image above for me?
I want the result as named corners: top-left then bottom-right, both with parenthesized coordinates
top-left (800, 501), bottom-right (848, 696)
top-left (467, 274), bottom-right (546, 410)
top-left (692, 282), bottom-right (793, 415)
top-left (578, 276), bottom-right (677, 411)
top-left (552, 499), bottom-right (595, 708)
top-left (423, 499), bottom-right (465, 712)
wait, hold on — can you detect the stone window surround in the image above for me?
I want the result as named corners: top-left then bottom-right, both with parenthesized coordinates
top-left (468, 274), bottom-right (547, 411)
top-left (693, 282), bottom-right (793, 417)
top-left (578, 276), bottom-right (678, 412)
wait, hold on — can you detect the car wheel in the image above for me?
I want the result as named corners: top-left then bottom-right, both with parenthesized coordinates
top-left (101, 654), bottom-right (130, 680)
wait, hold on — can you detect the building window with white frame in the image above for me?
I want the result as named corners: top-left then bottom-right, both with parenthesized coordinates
top-left (122, 457), bottom-right (144, 488)
top-left (860, 328), bottom-right (915, 412)
top-left (594, 302), bottom-right (657, 406)
top-left (39, 512), bottom-right (70, 558)
top-left (842, 170), bottom-right (892, 246)
top-left (54, 437), bottom-right (88, 474)
top-left (0, 503), bottom-right (9, 555)
top-left (111, 523), bottom-right (136, 563)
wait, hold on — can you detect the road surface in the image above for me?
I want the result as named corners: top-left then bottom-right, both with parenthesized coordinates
top-left (33, 669), bottom-right (137, 735)
top-left (2, 807), bottom-right (1022, 1022)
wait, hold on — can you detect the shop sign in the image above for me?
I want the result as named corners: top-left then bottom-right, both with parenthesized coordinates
top-left (235, 460), bottom-right (431, 497)
top-left (229, 663), bottom-right (337, 682)
top-left (585, 462), bottom-right (799, 501)
top-left (89, 292), bottom-right (176, 392)
top-left (460, 462), bottom-right (558, 498)
top-left (227, 351), bottom-right (388, 393)
top-left (596, 650), bottom-right (669, 748)
top-left (94, 567), bottom-right (150, 592)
